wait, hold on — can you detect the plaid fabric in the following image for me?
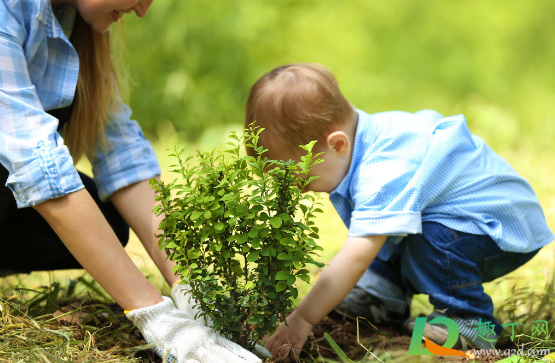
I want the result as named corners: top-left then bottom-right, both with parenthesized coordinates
top-left (0, 0), bottom-right (160, 208)
top-left (330, 109), bottom-right (554, 254)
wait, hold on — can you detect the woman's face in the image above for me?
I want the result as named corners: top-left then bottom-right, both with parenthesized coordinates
top-left (74, 0), bottom-right (153, 33)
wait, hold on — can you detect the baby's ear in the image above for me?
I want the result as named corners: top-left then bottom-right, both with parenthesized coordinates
top-left (326, 131), bottom-right (350, 156)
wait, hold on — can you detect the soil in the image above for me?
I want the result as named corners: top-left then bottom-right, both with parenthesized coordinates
top-left (274, 311), bottom-right (524, 363)
top-left (53, 300), bottom-right (526, 363)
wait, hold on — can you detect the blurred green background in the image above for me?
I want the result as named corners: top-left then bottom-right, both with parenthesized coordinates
top-left (123, 0), bottom-right (555, 157)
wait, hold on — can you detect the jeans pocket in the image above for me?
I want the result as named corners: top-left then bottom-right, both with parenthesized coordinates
top-left (482, 250), bottom-right (540, 282)
top-left (482, 253), bottom-right (512, 282)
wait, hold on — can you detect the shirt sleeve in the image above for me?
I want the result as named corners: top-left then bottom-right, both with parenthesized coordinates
top-left (87, 100), bottom-right (161, 202)
top-left (0, 16), bottom-right (84, 208)
top-left (348, 132), bottom-right (427, 237)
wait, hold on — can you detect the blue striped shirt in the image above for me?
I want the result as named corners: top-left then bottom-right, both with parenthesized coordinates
top-left (330, 109), bottom-right (554, 257)
top-left (0, 0), bottom-right (160, 208)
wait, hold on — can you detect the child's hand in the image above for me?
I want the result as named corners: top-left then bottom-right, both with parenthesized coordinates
top-left (265, 310), bottom-right (314, 360)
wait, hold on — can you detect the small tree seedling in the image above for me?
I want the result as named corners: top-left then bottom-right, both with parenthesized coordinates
top-left (151, 126), bottom-right (325, 349)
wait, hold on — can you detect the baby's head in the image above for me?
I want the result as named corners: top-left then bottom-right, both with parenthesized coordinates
top-left (245, 63), bottom-right (357, 193)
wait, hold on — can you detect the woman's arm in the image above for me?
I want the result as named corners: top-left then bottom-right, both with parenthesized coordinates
top-left (34, 187), bottom-right (264, 363)
top-left (33, 188), bottom-right (164, 310)
top-left (109, 177), bottom-right (179, 287)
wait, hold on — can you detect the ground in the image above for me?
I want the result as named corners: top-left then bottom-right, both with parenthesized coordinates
top-left (3, 288), bottom-right (548, 363)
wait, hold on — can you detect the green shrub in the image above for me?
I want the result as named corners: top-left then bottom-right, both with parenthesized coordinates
top-left (151, 126), bottom-right (325, 349)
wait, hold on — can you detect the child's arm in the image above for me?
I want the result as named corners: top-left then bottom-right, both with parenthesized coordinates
top-left (265, 234), bottom-right (387, 359)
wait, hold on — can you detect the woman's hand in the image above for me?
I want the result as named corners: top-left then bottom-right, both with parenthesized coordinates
top-left (171, 281), bottom-right (272, 359)
top-left (127, 297), bottom-right (262, 363)
top-left (265, 310), bottom-right (314, 361)
top-left (171, 281), bottom-right (213, 326)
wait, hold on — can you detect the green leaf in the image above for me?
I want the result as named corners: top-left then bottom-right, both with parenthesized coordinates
top-left (258, 228), bottom-right (270, 238)
top-left (277, 252), bottom-right (291, 260)
top-left (279, 238), bottom-right (295, 247)
top-left (237, 233), bottom-right (249, 244)
top-left (261, 247), bottom-right (269, 256)
top-left (221, 192), bottom-right (235, 201)
top-left (287, 274), bottom-right (296, 286)
top-left (171, 265), bottom-right (181, 273)
top-left (269, 216), bottom-right (282, 228)
top-left (214, 222), bottom-right (224, 231)
top-left (298, 274), bottom-right (310, 283)
top-left (204, 210), bottom-right (212, 219)
top-left (165, 242), bottom-right (178, 249)
top-left (190, 211), bottom-right (203, 220)
top-left (188, 251), bottom-right (201, 259)
top-left (181, 268), bottom-right (190, 279)
top-left (225, 200), bottom-right (240, 208)
top-left (277, 213), bottom-right (292, 222)
top-left (275, 271), bottom-right (289, 280)
top-left (276, 281), bottom-right (287, 292)
top-left (248, 229), bottom-right (258, 238)
top-left (247, 251), bottom-right (260, 262)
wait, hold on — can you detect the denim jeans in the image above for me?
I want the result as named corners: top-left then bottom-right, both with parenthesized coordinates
top-left (357, 222), bottom-right (539, 336)
top-left (0, 169), bottom-right (129, 276)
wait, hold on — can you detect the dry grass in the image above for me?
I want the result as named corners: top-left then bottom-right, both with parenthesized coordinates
top-left (0, 279), bottom-right (159, 362)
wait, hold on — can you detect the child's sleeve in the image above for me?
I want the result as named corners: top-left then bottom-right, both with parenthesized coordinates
top-left (348, 137), bottom-right (427, 238)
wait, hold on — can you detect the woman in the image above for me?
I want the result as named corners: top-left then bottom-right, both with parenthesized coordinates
top-left (0, 1), bottom-right (265, 361)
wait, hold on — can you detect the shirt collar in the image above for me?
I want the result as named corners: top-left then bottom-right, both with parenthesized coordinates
top-left (35, 0), bottom-right (52, 27)
top-left (330, 109), bottom-right (375, 199)
top-left (54, 4), bottom-right (77, 39)
top-left (36, 0), bottom-right (76, 40)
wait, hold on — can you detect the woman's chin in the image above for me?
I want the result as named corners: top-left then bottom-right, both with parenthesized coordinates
top-left (92, 19), bottom-right (114, 34)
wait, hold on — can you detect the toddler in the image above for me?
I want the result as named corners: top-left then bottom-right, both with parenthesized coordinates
top-left (244, 63), bottom-right (554, 357)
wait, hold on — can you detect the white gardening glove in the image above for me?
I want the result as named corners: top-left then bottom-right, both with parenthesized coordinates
top-left (171, 281), bottom-right (213, 326)
top-left (171, 282), bottom-right (272, 360)
top-left (127, 296), bottom-right (262, 363)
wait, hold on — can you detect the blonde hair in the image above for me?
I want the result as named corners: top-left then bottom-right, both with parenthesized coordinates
top-left (245, 63), bottom-right (354, 159)
top-left (64, 13), bottom-right (126, 163)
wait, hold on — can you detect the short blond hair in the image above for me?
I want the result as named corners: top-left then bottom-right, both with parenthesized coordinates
top-left (245, 63), bottom-right (354, 159)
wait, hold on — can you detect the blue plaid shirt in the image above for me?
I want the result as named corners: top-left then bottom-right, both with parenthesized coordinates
top-left (0, 0), bottom-right (160, 208)
top-left (330, 109), bottom-right (554, 257)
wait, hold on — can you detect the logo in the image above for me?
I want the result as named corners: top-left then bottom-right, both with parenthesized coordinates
top-left (407, 316), bottom-right (471, 358)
